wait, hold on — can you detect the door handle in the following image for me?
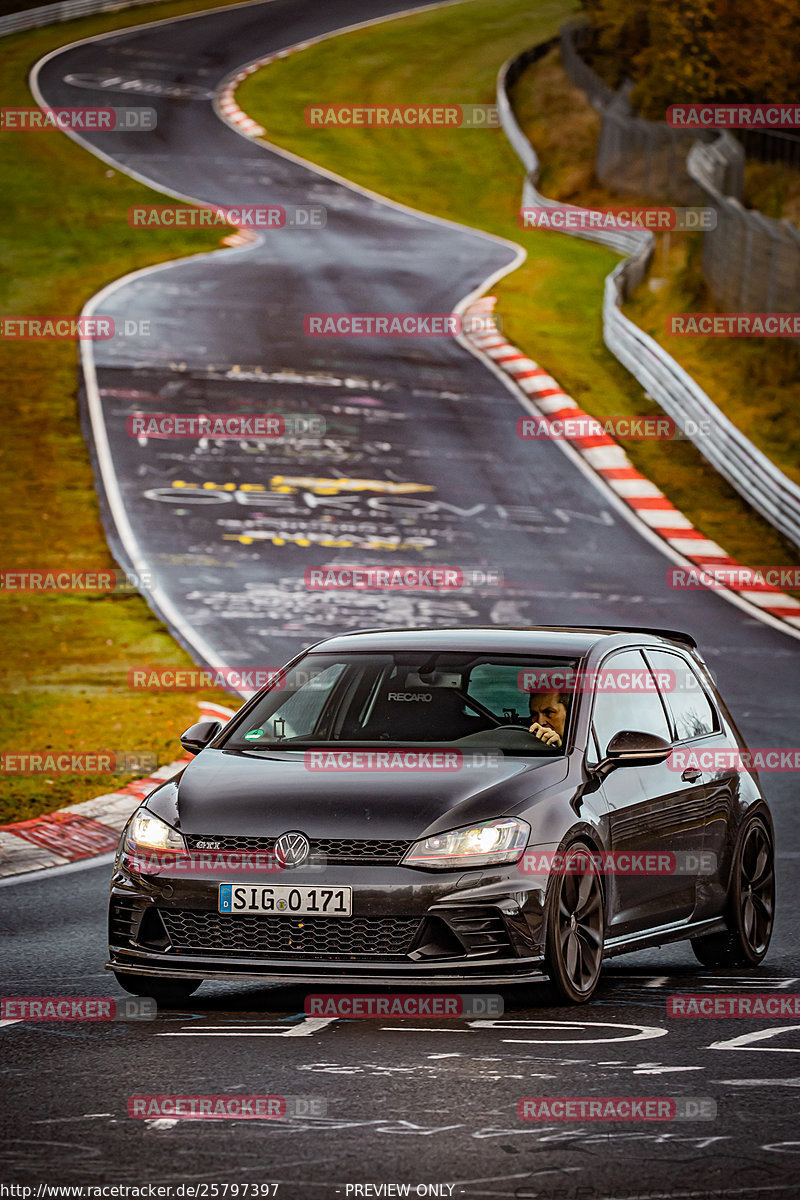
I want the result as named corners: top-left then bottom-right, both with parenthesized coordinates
top-left (681, 767), bottom-right (702, 782)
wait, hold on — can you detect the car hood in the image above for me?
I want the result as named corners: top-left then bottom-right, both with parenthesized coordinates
top-left (148, 748), bottom-right (569, 840)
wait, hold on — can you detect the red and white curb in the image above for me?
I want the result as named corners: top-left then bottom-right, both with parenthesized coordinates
top-left (217, 61), bottom-right (266, 138)
top-left (214, 44), bottom-right (314, 244)
top-left (214, 42), bottom-right (315, 140)
top-left (464, 295), bottom-right (800, 633)
top-left (216, 54), bottom-right (293, 246)
top-left (220, 228), bottom-right (260, 248)
top-left (0, 701), bottom-right (236, 880)
top-left (215, 64), bottom-right (267, 245)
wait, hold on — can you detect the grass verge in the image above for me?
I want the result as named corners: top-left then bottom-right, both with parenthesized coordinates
top-left (236, 0), bottom-right (800, 577)
top-left (0, 0), bottom-right (246, 823)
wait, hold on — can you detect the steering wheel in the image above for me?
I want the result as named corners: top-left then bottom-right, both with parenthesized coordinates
top-left (485, 724), bottom-right (562, 752)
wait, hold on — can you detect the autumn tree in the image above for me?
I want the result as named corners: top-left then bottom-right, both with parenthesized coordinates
top-left (580, 0), bottom-right (800, 119)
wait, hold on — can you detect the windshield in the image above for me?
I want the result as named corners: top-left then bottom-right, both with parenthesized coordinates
top-left (221, 652), bottom-right (579, 755)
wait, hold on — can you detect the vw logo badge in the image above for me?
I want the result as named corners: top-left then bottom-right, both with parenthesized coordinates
top-left (275, 830), bottom-right (310, 869)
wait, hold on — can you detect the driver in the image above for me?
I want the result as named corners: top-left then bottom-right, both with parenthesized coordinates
top-left (528, 690), bottom-right (569, 749)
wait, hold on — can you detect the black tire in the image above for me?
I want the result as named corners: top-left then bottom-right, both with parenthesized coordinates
top-left (691, 814), bottom-right (775, 968)
top-left (544, 841), bottom-right (605, 1003)
top-left (113, 971), bottom-right (201, 1004)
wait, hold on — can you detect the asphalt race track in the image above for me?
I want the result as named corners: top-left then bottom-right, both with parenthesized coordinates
top-left (4, 0), bottom-right (799, 1195)
top-left (4, 860), bottom-right (800, 1195)
top-left (31, 0), bottom-right (800, 676)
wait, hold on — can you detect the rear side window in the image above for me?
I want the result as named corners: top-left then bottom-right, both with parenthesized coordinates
top-left (645, 650), bottom-right (718, 742)
top-left (590, 649), bottom-right (671, 757)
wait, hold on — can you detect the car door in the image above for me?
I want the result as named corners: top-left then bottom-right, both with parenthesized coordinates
top-left (590, 649), bottom-right (702, 937)
top-left (642, 648), bottom-right (732, 915)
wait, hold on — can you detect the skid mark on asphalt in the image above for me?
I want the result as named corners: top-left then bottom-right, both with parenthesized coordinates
top-left (299, 1060), bottom-right (527, 1080)
top-left (629, 1064), bottom-right (703, 1074)
top-left (31, 1113), bottom-right (113, 1123)
top-left (594, 974), bottom-right (800, 1010)
top-left (719, 1077), bottom-right (800, 1086)
top-left (671, 975), bottom-right (799, 989)
top-left (382, 1027), bottom-right (471, 1034)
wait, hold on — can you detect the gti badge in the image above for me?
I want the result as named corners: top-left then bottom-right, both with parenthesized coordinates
top-left (275, 830), bottom-right (310, 868)
top-left (195, 840), bottom-right (221, 849)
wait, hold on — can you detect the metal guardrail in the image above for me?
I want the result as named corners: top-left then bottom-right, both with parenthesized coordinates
top-left (687, 133), bottom-right (800, 315)
top-left (499, 45), bottom-right (650, 260)
top-left (497, 49), bottom-right (800, 552)
top-left (0, 0), bottom-right (168, 38)
top-left (560, 21), bottom-right (800, 318)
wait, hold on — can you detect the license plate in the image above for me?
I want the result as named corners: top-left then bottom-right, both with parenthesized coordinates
top-left (218, 883), bottom-right (352, 916)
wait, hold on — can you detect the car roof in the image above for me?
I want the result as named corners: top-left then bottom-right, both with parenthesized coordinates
top-left (307, 626), bottom-right (697, 655)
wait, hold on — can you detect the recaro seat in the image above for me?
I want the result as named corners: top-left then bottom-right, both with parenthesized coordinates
top-left (360, 686), bottom-right (484, 742)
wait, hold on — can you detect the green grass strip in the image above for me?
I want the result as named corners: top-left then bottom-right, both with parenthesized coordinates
top-left (0, 0), bottom-right (248, 821)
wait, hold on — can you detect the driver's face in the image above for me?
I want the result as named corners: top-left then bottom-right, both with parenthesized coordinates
top-left (529, 692), bottom-right (567, 739)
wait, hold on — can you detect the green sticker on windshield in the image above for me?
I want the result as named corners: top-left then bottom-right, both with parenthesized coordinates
top-left (244, 728), bottom-right (265, 741)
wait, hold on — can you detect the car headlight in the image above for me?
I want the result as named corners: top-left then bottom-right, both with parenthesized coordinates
top-left (125, 808), bottom-right (186, 853)
top-left (402, 817), bottom-right (529, 869)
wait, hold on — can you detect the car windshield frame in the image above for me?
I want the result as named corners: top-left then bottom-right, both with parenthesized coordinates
top-left (219, 650), bottom-right (581, 757)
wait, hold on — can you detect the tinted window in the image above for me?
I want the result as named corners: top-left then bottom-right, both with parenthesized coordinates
top-left (591, 649), bottom-right (671, 757)
top-left (223, 652), bottom-right (578, 754)
top-left (468, 663), bottom-right (526, 719)
top-left (645, 650), bottom-right (717, 741)
top-left (468, 662), bottom-right (573, 725)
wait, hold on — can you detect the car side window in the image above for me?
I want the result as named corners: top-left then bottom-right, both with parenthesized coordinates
top-left (591, 649), bottom-right (671, 758)
top-left (644, 649), bottom-right (718, 742)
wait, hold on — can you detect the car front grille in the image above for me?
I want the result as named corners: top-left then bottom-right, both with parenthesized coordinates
top-left (184, 834), bottom-right (410, 865)
top-left (158, 910), bottom-right (422, 960)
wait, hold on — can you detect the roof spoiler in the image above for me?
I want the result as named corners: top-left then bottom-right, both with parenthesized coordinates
top-left (604, 626), bottom-right (697, 649)
top-left (319, 625), bottom-right (698, 649)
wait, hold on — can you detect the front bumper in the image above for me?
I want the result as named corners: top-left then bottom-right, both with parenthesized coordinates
top-left (106, 859), bottom-right (549, 985)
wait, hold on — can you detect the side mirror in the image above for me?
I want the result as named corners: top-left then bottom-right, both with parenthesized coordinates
top-left (180, 720), bottom-right (222, 755)
top-left (573, 730), bottom-right (672, 813)
top-left (605, 729), bottom-right (672, 767)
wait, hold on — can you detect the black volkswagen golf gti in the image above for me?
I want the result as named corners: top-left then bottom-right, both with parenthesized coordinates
top-left (108, 626), bottom-right (775, 1004)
